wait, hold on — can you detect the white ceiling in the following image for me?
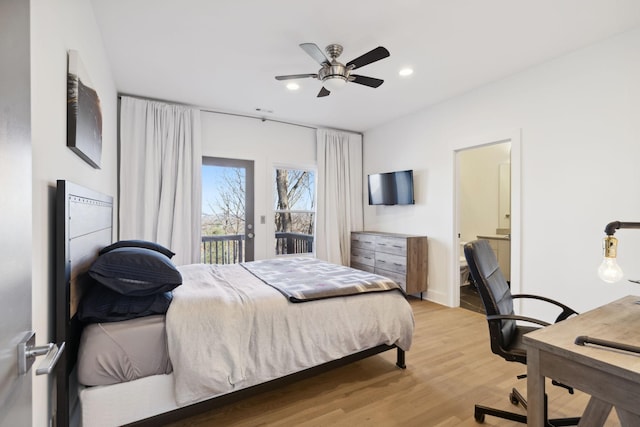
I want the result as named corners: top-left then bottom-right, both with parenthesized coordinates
top-left (91, 0), bottom-right (640, 133)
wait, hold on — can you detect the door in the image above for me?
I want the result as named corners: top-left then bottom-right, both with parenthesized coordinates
top-left (457, 142), bottom-right (511, 312)
top-left (1, 0), bottom-right (33, 425)
top-left (454, 132), bottom-right (522, 309)
top-left (202, 157), bottom-right (255, 263)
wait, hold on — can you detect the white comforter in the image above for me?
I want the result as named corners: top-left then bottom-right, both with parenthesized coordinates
top-left (166, 262), bottom-right (414, 406)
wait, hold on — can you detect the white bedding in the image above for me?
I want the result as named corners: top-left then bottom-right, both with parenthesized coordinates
top-left (166, 262), bottom-right (414, 406)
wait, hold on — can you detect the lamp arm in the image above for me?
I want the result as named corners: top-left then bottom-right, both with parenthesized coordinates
top-left (604, 221), bottom-right (640, 236)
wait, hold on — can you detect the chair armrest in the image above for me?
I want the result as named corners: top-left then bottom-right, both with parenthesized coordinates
top-left (486, 314), bottom-right (550, 327)
top-left (511, 294), bottom-right (579, 322)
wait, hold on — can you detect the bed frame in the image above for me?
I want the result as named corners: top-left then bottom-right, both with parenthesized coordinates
top-left (55, 180), bottom-right (114, 427)
top-left (55, 180), bottom-right (406, 427)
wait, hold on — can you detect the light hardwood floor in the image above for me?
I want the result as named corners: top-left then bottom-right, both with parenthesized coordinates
top-left (167, 298), bottom-right (619, 427)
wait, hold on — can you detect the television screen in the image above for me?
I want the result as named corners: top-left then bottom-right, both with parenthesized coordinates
top-left (368, 172), bottom-right (395, 205)
top-left (394, 170), bottom-right (415, 205)
top-left (368, 170), bottom-right (414, 205)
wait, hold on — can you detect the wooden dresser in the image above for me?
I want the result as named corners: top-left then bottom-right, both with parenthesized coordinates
top-left (350, 231), bottom-right (428, 295)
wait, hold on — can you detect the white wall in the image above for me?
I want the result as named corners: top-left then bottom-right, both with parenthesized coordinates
top-left (31, 0), bottom-right (118, 425)
top-left (459, 142), bottom-right (511, 243)
top-left (364, 27), bottom-right (640, 319)
top-left (200, 112), bottom-right (316, 260)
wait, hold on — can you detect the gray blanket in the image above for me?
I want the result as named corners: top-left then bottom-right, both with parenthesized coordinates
top-left (241, 257), bottom-right (404, 302)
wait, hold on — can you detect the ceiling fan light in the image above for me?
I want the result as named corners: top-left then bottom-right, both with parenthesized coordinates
top-left (323, 76), bottom-right (347, 92)
top-left (286, 82), bottom-right (300, 91)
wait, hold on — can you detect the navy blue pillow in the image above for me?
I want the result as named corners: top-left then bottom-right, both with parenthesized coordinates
top-left (89, 247), bottom-right (182, 296)
top-left (99, 239), bottom-right (175, 259)
top-left (78, 282), bottom-right (172, 323)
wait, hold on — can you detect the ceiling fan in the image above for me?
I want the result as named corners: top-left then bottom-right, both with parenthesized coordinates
top-left (275, 43), bottom-right (390, 97)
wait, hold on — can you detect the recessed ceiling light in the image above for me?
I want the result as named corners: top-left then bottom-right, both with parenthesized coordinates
top-left (399, 68), bottom-right (414, 77)
top-left (286, 82), bottom-right (300, 91)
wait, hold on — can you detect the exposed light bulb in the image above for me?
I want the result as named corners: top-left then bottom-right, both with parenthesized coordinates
top-left (598, 257), bottom-right (624, 283)
top-left (598, 235), bottom-right (623, 283)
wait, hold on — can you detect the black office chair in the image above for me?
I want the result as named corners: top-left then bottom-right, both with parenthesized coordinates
top-left (464, 240), bottom-right (581, 426)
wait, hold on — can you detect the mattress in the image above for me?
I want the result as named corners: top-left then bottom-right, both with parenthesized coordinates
top-left (77, 315), bottom-right (172, 386)
top-left (80, 373), bottom-right (177, 427)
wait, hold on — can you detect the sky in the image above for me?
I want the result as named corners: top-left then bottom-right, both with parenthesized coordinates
top-left (201, 165), bottom-right (238, 216)
top-left (202, 164), bottom-right (316, 216)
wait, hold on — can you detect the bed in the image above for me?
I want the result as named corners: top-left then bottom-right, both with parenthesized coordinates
top-left (55, 180), bottom-right (415, 427)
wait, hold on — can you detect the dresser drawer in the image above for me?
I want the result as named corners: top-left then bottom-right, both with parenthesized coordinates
top-left (375, 236), bottom-right (407, 256)
top-left (375, 251), bottom-right (407, 275)
top-left (375, 268), bottom-right (406, 291)
top-left (351, 233), bottom-right (376, 251)
top-left (351, 247), bottom-right (375, 267)
top-left (351, 261), bottom-right (375, 273)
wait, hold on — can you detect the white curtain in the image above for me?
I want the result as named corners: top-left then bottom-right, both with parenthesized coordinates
top-left (316, 128), bottom-right (364, 265)
top-left (119, 96), bottom-right (202, 265)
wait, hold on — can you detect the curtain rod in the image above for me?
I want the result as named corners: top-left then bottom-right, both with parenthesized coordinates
top-left (117, 93), bottom-right (317, 130)
top-left (200, 108), bottom-right (317, 130)
top-left (118, 93), bottom-right (362, 135)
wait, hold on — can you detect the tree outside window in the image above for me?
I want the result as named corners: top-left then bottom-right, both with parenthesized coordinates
top-left (201, 164), bottom-right (247, 264)
top-left (274, 167), bottom-right (315, 255)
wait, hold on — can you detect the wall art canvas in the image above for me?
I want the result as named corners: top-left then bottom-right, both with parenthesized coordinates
top-left (67, 50), bottom-right (102, 169)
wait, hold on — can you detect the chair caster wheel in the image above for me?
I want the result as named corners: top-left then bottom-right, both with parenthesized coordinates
top-left (509, 392), bottom-right (519, 405)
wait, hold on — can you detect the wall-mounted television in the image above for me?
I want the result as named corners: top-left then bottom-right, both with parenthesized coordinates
top-left (368, 169), bottom-right (415, 205)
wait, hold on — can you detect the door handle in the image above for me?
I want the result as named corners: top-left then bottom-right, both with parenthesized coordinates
top-left (17, 331), bottom-right (65, 375)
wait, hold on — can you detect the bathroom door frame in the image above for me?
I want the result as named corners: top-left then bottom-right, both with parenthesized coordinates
top-left (452, 129), bottom-right (522, 308)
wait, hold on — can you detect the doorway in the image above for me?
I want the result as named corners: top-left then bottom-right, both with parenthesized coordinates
top-left (201, 157), bottom-right (255, 263)
top-left (453, 131), bottom-right (521, 310)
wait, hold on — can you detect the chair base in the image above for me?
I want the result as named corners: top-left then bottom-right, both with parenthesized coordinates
top-left (474, 404), bottom-right (526, 423)
top-left (474, 389), bottom-right (580, 426)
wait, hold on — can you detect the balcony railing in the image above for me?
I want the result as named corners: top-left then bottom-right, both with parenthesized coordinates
top-left (201, 234), bottom-right (244, 264)
top-left (201, 232), bottom-right (313, 264)
top-left (275, 232), bottom-right (313, 256)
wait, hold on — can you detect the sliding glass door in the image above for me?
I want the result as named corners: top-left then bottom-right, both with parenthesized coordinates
top-left (201, 157), bottom-right (255, 263)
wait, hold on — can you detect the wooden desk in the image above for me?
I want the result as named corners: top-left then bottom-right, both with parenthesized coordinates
top-left (523, 295), bottom-right (640, 426)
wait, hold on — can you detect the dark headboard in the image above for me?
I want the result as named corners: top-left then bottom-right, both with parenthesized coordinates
top-left (55, 180), bottom-right (113, 427)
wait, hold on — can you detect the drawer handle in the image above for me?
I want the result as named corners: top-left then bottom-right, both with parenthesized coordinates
top-left (392, 245), bottom-right (403, 248)
top-left (394, 263), bottom-right (403, 267)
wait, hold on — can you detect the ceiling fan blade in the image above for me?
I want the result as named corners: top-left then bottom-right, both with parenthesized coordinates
top-left (346, 46), bottom-right (390, 70)
top-left (317, 87), bottom-right (331, 97)
top-left (300, 43), bottom-right (330, 66)
top-left (351, 74), bottom-right (384, 88)
top-left (275, 73), bottom-right (317, 81)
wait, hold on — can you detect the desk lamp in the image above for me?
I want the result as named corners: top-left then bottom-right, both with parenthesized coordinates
top-left (577, 221), bottom-right (640, 354)
top-left (597, 221), bottom-right (640, 283)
